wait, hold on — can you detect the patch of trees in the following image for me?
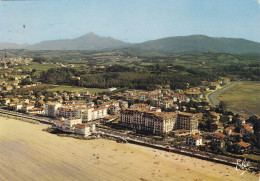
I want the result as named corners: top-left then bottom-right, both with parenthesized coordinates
top-left (39, 66), bottom-right (212, 90)
top-left (33, 57), bottom-right (47, 63)
top-left (30, 51), bottom-right (260, 81)
top-left (105, 65), bottom-right (134, 72)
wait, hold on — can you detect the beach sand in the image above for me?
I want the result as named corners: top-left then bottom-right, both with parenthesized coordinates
top-left (0, 117), bottom-right (259, 181)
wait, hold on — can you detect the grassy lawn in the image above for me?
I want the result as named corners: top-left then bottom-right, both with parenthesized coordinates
top-left (218, 81), bottom-right (260, 115)
top-left (17, 62), bottom-right (58, 75)
top-left (139, 63), bottom-right (154, 66)
top-left (47, 85), bottom-right (107, 94)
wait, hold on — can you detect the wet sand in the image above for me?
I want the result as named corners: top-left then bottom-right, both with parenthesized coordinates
top-left (0, 117), bottom-right (259, 181)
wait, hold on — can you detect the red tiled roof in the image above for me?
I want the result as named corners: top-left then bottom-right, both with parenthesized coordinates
top-left (230, 132), bottom-right (241, 136)
top-left (93, 107), bottom-right (106, 111)
top-left (241, 124), bottom-right (253, 132)
top-left (178, 112), bottom-right (194, 117)
top-left (241, 124), bottom-right (248, 128)
top-left (192, 134), bottom-right (203, 140)
top-left (237, 141), bottom-right (251, 148)
top-left (74, 124), bottom-right (88, 128)
top-left (245, 126), bottom-right (253, 132)
top-left (214, 132), bottom-right (226, 138)
top-left (225, 127), bottom-right (235, 132)
top-left (173, 129), bottom-right (189, 134)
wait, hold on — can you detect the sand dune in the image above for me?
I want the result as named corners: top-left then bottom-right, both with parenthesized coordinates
top-left (0, 117), bottom-right (259, 181)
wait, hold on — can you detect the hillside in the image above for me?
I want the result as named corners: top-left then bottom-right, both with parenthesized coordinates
top-left (26, 33), bottom-right (129, 50)
top-left (0, 43), bottom-right (28, 50)
top-left (132, 35), bottom-right (260, 54)
top-left (1, 34), bottom-right (260, 54)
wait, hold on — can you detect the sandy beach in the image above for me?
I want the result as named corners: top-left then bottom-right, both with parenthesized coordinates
top-left (0, 117), bottom-right (259, 181)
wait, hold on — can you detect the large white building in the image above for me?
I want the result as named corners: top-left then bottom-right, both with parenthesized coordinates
top-left (55, 118), bottom-right (96, 136)
top-left (177, 112), bottom-right (199, 132)
top-left (119, 108), bottom-right (177, 134)
top-left (57, 106), bottom-right (107, 122)
top-left (45, 102), bottom-right (62, 117)
top-left (119, 109), bottom-right (199, 135)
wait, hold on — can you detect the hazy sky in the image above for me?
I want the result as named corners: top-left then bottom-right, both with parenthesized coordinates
top-left (1, 0), bottom-right (260, 44)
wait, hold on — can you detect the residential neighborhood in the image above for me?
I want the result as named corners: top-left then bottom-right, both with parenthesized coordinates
top-left (1, 1), bottom-right (260, 180)
top-left (0, 60), bottom-right (258, 158)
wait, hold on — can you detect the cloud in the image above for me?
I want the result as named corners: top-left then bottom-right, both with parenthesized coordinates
top-left (258, 0), bottom-right (260, 5)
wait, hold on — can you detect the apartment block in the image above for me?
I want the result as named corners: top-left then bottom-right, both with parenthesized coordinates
top-left (57, 106), bottom-right (107, 122)
top-left (119, 109), bottom-right (177, 134)
top-left (45, 102), bottom-right (62, 117)
top-left (119, 109), bottom-right (199, 134)
top-left (177, 112), bottom-right (199, 132)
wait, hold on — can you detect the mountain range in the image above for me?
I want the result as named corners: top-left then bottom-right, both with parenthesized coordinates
top-left (1, 33), bottom-right (260, 54)
top-left (0, 43), bottom-right (29, 50)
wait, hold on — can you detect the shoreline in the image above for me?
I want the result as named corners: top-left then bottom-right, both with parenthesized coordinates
top-left (2, 111), bottom-right (260, 170)
top-left (0, 116), bottom-right (259, 181)
top-left (0, 112), bottom-right (40, 124)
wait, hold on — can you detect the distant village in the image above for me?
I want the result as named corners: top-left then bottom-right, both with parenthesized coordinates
top-left (0, 56), bottom-right (259, 157)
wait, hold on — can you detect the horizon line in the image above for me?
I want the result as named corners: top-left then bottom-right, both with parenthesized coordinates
top-left (1, 33), bottom-right (260, 45)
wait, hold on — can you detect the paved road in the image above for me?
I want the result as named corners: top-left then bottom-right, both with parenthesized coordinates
top-left (206, 82), bottom-right (240, 106)
top-left (0, 108), bottom-right (55, 124)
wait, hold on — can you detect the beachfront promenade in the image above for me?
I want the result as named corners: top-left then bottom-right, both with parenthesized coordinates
top-left (1, 107), bottom-right (259, 172)
top-left (2, 117), bottom-right (258, 181)
top-left (0, 108), bottom-right (55, 124)
top-left (100, 128), bottom-right (260, 172)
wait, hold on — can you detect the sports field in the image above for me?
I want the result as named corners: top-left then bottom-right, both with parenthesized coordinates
top-left (218, 81), bottom-right (260, 115)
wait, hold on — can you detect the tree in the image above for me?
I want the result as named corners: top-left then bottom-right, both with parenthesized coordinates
top-left (31, 69), bottom-right (37, 76)
top-left (33, 57), bottom-right (47, 63)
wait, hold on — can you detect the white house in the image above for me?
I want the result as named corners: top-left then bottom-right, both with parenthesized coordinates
top-left (74, 124), bottom-right (91, 135)
top-left (45, 102), bottom-right (62, 117)
top-left (186, 134), bottom-right (203, 146)
top-left (55, 118), bottom-right (95, 136)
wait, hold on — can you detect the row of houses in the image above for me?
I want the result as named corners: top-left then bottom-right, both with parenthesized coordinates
top-left (185, 133), bottom-right (251, 154)
top-left (0, 75), bottom-right (34, 91)
top-left (44, 99), bottom-right (128, 122)
top-left (110, 77), bottom-right (230, 108)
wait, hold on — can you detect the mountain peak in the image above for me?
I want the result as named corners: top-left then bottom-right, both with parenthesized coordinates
top-left (24, 32), bottom-right (128, 50)
top-left (135, 35), bottom-right (260, 54)
top-left (78, 32), bottom-right (100, 39)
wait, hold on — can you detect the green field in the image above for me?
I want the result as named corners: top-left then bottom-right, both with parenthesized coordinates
top-left (218, 81), bottom-right (260, 115)
top-left (17, 62), bottom-right (58, 75)
top-left (47, 85), bottom-right (107, 94)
